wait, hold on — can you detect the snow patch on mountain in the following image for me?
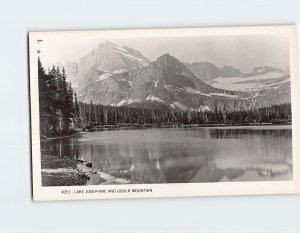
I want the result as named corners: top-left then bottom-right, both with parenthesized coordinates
top-left (114, 49), bottom-right (148, 65)
top-left (117, 99), bottom-right (127, 106)
top-left (259, 78), bottom-right (290, 89)
top-left (96, 69), bottom-right (129, 82)
top-left (170, 102), bottom-right (188, 110)
top-left (184, 87), bottom-right (238, 99)
top-left (198, 105), bottom-right (211, 111)
top-left (114, 69), bottom-right (127, 74)
top-left (210, 92), bottom-right (238, 98)
top-left (117, 99), bottom-right (140, 106)
top-left (212, 72), bottom-right (285, 91)
top-left (184, 87), bottom-right (211, 97)
top-left (176, 71), bottom-right (190, 76)
top-left (190, 105), bottom-right (211, 112)
top-left (146, 95), bottom-right (164, 102)
top-left (96, 73), bottom-right (113, 81)
top-left (120, 79), bottom-right (133, 86)
top-left (112, 44), bottom-right (128, 53)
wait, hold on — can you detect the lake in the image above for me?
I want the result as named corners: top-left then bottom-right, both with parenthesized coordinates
top-left (40, 126), bottom-right (293, 184)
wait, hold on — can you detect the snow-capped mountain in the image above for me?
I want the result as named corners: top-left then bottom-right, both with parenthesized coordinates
top-left (243, 66), bottom-right (284, 77)
top-left (78, 41), bottom-right (150, 73)
top-left (249, 75), bottom-right (291, 108)
top-left (48, 41), bottom-right (151, 88)
top-left (50, 41), bottom-right (290, 112)
top-left (212, 66), bottom-right (286, 92)
top-left (184, 61), bottom-right (287, 92)
top-left (79, 54), bottom-right (254, 111)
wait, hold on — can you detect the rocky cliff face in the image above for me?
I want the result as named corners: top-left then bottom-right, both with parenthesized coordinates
top-left (221, 65), bottom-right (242, 77)
top-left (74, 41), bottom-right (151, 90)
top-left (184, 62), bottom-right (244, 84)
top-left (78, 41), bottom-right (150, 73)
top-left (184, 62), bottom-right (221, 82)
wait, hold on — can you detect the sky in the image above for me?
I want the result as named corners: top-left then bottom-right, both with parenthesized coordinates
top-left (38, 33), bottom-right (290, 73)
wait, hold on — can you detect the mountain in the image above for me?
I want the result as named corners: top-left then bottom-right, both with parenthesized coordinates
top-left (248, 74), bottom-right (291, 108)
top-left (184, 62), bottom-right (243, 83)
top-left (77, 41), bottom-right (150, 73)
top-left (221, 65), bottom-right (242, 77)
top-left (48, 41), bottom-right (151, 89)
top-left (184, 62), bottom-right (221, 82)
top-left (212, 65), bottom-right (287, 92)
top-left (184, 62), bottom-right (285, 91)
top-left (49, 41), bottom-right (290, 111)
top-left (79, 54), bottom-right (253, 111)
top-left (243, 66), bottom-right (284, 77)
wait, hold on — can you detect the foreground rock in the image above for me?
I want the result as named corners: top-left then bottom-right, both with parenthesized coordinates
top-left (41, 156), bottom-right (90, 186)
top-left (41, 155), bottom-right (130, 186)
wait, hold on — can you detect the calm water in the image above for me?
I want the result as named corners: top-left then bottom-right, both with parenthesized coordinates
top-left (41, 126), bottom-right (293, 184)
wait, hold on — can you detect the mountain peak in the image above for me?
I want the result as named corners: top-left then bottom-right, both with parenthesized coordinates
top-left (103, 40), bottom-right (114, 44)
top-left (243, 65), bottom-right (285, 77)
top-left (252, 66), bottom-right (284, 73)
top-left (184, 62), bottom-right (221, 82)
top-left (100, 40), bottom-right (117, 47)
top-left (154, 54), bottom-right (189, 70)
top-left (221, 65), bottom-right (242, 77)
top-left (78, 41), bottom-right (150, 73)
top-left (157, 53), bottom-right (172, 60)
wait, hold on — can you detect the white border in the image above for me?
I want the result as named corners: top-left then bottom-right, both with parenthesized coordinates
top-left (29, 25), bottom-right (300, 201)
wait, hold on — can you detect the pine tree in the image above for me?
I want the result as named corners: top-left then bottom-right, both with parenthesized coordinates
top-left (74, 92), bottom-right (79, 126)
top-left (38, 57), bottom-right (49, 136)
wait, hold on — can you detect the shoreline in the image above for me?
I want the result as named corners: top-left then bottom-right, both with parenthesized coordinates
top-left (87, 122), bottom-right (292, 132)
top-left (40, 123), bottom-right (292, 140)
top-left (41, 155), bottom-right (89, 186)
top-left (40, 131), bottom-right (84, 141)
top-left (41, 155), bottom-right (130, 186)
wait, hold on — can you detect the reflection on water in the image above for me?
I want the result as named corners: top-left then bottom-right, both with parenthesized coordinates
top-left (40, 126), bottom-right (293, 184)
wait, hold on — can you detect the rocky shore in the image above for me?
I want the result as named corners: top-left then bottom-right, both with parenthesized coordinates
top-left (41, 156), bottom-right (90, 186)
top-left (41, 155), bottom-right (131, 186)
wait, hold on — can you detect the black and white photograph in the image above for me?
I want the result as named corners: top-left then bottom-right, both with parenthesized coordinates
top-left (29, 26), bottom-right (300, 200)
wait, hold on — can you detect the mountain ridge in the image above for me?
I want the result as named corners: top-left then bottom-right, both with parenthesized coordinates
top-left (46, 42), bottom-right (290, 112)
top-left (78, 53), bottom-right (255, 111)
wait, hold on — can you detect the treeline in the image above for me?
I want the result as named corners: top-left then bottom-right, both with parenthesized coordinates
top-left (38, 58), bottom-right (78, 137)
top-left (77, 102), bottom-right (292, 128)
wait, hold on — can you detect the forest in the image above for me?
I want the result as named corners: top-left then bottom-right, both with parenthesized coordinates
top-left (38, 58), bottom-right (75, 137)
top-left (77, 102), bottom-right (292, 129)
top-left (38, 61), bottom-right (292, 138)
